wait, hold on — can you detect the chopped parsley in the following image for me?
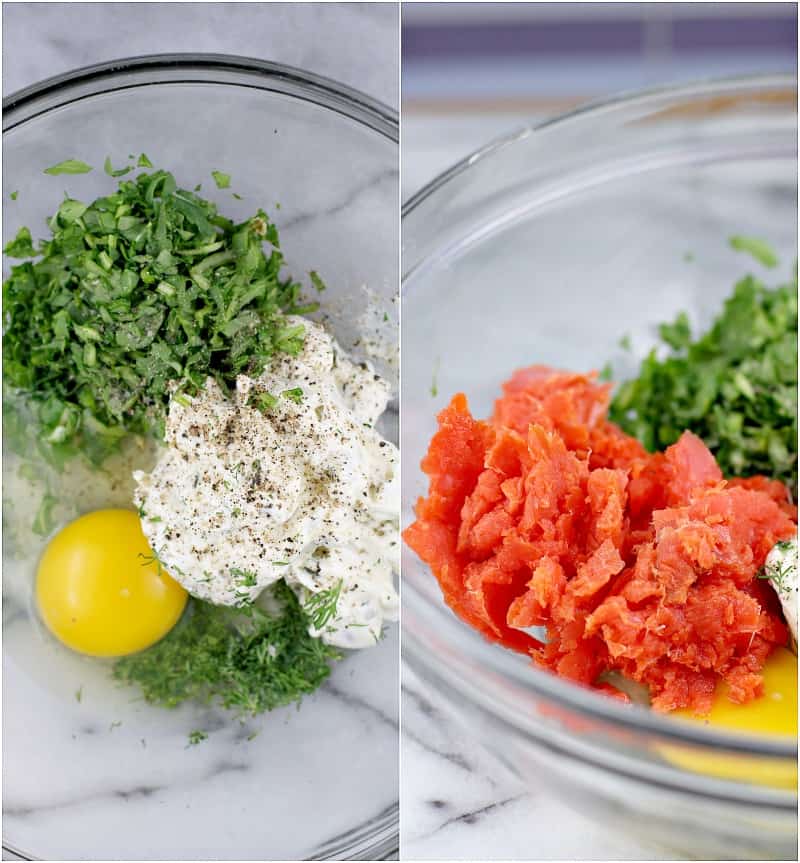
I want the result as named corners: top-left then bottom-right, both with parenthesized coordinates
top-left (3, 164), bottom-right (314, 466)
top-left (188, 729), bottom-right (208, 745)
top-left (211, 170), bottom-right (231, 189)
top-left (610, 255), bottom-right (797, 495)
top-left (103, 156), bottom-right (133, 178)
top-left (282, 387), bottom-right (303, 404)
top-left (250, 391), bottom-right (278, 414)
top-left (309, 270), bottom-right (326, 293)
top-left (730, 235), bottom-right (779, 269)
top-left (113, 582), bottom-right (341, 715)
top-left (44, 159), bottom-right (93, 175)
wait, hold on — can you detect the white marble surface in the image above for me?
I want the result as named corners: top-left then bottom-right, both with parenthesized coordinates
top-left (401, 667), bottom-right (674, 862)
top-left (1, 1), bottom-right (399, 109)
top-left (2, 4), bottom-right (399, 860)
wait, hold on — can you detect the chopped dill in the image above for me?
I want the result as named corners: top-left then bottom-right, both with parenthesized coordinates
top-left (113, 582), bottom-right (341, 715)
top-left (304, 580), bottom-right (343, 631)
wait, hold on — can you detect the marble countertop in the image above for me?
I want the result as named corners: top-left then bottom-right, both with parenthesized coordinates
top-left (1, 1), bottom-right (399, 109)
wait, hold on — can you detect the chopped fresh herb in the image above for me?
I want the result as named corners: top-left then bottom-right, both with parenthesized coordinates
top-left (730, 235), bottom-right (779, 269)
top-left (137, 153), bottom-right (153, 168)
top-left (138, 550), bottom-right (165, 578)
top-left (232, 568), bottom-right (258, 588)
top-left (10, 191), bottom-right (18, 200)
top-left (3, 165), bottom-right (309, 465)
top-left (610, 264), bottom-right (798, 494)
top-left (309, 270), bottom-right (326, 293)
top-left (188, 729), bottom-right (208, 745)
top-left (283, 387), bottom-right (303, 404)
top-left (618, 333), bottom-right (632, 352)
top-left (44, 159), bottom-right (93, 175)
top-left (250, 391), bottom-right (278, 414)
top-left (598, 362), bottom-right (613, 382)
top-left (113, 582), bottom-right (341, 715)
top-left (303, 580), bottom-right (342, 631)
top-left (32, 492), bottom-right (58, 536)
top-left (757, 558), bottom-right (795, 593)
top-left (75, 686), bottom-right (83, 703)
top-left (103, 156), bottom-right (133, 178)
top-left (430, 357), bottom-right (440, 398)
top-left (4, 227), bottom-right (36, 258)
top-left (232, 192), bottom-right (243, 200)
top-left (212, 170), bottom-right (231, 189)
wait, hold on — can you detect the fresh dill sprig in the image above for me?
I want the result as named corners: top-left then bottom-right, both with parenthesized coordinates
top-left (303, 580), bottom-right (343, 631)
top-left (757, 559), bottom-right (795, 594)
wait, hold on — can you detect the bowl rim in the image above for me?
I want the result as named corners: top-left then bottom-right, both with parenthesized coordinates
top-left (2, 52), bottom-right (398, 863)
top-left (401, 73), bottom-right (798, 765)
top-left (403, 72), bottom-right (796, 219)
top-left (2, 52), bottom-right (398, 143)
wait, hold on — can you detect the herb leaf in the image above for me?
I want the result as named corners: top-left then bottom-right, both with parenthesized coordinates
top-left (212, 170), bottom-right (231, 189)
top-left (729, 235), bottom-right (779, 269)
top-left (309, 270), bottom-right (326, 293)
top-left (43, 159), bottom-right (93, 175)
top-left (104, 156), bottom-right (133, 178)
top-left (4, 227), bottom-right (36, 258)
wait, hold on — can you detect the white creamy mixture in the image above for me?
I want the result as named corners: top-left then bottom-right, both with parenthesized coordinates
top-left (133, 317), bottom-right (399, 649)
top-left (764, 535), bottom-right (798, 644)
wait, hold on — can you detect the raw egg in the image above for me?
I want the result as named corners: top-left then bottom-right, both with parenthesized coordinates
top-left (660, 647), bottom-right (797, 789)
top-left (36, 509), bottom-right (187, 657)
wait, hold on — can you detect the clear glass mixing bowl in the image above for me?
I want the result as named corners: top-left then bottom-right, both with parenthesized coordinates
top-left (402, 76), bottom-right (797, 861)
top-left (3, 55), bottom-right (398, 861)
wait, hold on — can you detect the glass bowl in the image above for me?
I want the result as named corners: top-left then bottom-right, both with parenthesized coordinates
top-left (3, 55), bottom-right (398, 861)
top-left (402, 76), bottom-right (797, 861)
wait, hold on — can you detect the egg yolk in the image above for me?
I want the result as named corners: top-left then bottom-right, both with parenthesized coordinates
top-left (36, 509), bottom-right (187, 657)
top-left (660, 648), bottom-right (797, 789)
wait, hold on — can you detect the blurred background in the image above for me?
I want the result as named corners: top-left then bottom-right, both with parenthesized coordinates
top-left (402, 1), bottom-right (797, 198)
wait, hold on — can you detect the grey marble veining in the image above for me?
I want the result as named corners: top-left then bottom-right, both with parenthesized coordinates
top-left (401, 665), bottom-right (679, 861)
top-left (2, 1), bottom-right (398, 109)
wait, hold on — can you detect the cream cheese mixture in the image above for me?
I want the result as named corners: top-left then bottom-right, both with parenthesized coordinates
top-left (133, 317), bottom-right (399, 649)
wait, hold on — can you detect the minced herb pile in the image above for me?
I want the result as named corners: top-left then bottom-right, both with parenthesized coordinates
top-left (3, 160), bottom-right (314, 465)
top-left (113, 583), bottom-right (341, 715)
top-left (610, 249), bottom-right (797, 496)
